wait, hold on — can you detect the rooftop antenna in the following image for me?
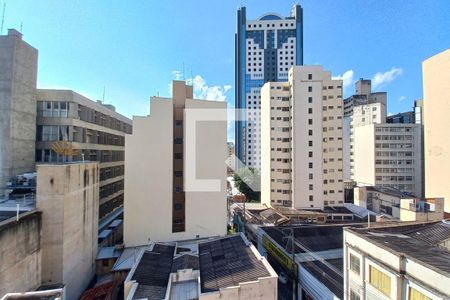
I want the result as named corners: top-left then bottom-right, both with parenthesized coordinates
top-left (102, 86), bottom-right (106, 104)
top-left (182, 62), bottom-right (185, 81)
top-left (20, 21), bottom-right (22, 33)
top-left (1, 3), bottom-right (6, 35)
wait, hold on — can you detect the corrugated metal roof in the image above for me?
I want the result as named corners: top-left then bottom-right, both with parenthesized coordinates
top-left (199, 235), bottom-right (271, 293)
top-left (353, 221), bottom-right (450, 275)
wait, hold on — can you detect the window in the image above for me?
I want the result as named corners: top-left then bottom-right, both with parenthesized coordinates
top-left (309, 184), bottom-right (313, 190)
top-left (175, 120), bottom-right (183, 127)
top-left (408, 287), bottom-right (432, 300)
top-left (349, 254), bottom-right (360, 275)
top-left (41, 101), bottom-right (68, 117)
top-left (308, 74), bottom-right (312, 80)
top-left (369, 265), bottom-right (391, 296)
top-left (350, 290), bottom-right (360, 300)
top-left (174, 203), bottom-right (183, 210)
top-left (308, 108), bottom-right (313, 114)
top-left (174, 138), bottom-right (183, 144)
top-left (309, 195), bottom-right (313, 201)
top-left (308, 86), bottom-right (312, 92)
top-left (308, 141), bottom-right (313, 146)
top-left (308, 119), bottom-right (313, 125)
top-left (174, 171), bottom-right (183, 177)
top-left (308, 162), bottom-right (313, 168)
top-left (309, 173), bottom-right (313, 179)
top-left (308, 96), bottom-right (312, 103)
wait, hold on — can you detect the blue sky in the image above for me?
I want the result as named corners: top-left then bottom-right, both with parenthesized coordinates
top-left (3, 0), bottom-right (450, 141)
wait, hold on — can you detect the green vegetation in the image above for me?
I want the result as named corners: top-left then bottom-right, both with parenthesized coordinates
top-left (233, 167), bottom-right (261, 202)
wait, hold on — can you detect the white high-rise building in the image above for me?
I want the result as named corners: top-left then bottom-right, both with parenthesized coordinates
top-left (261, 66), bottom-right (344, 209)
top-left (353, 123), bottom-right (423, 197)
top-left (343, 79), bottom-right (423, 197)
top-left (342, 79), bottom-right (387, 180)
top-left (124, 81), bottom-right (227, 246)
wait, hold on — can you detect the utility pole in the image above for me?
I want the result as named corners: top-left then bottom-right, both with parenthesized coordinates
top-left (282, 228), bottom-right (297, 300)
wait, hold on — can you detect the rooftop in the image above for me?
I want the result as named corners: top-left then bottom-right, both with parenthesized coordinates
top-left (112, 245), bottom-right (146, 272)
top-left (131, 244), bottom-right (175, 300)
top-left (80, 280), bottom-right (118, 300)
top-left (364, 185), bottom-right (413, 198)
top-left (96, 246), bottom-right (122, 260)
top-left (125, 234), bottom-right (276, 299)
top-left (301, 258), bottom-right (343, 299)
top-left (347, 221), bottom-right (450, 275)
top-left (262, 224), bottom-right (348, 254)
top-left (199, 235), bottom-right (271, 293)
top-left (1, 286), bottom-right (64, 299)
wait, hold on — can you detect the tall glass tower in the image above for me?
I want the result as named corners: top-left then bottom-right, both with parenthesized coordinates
top-left (235, 5), bottom-right (303, 170)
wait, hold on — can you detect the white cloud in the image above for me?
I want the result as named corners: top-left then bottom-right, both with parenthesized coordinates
top-left (388, 112), bottom-right (393, 116)
top-left (168, 73), bottom-right (231, 102)
top-left (398, 96), bottom-right (406, 102)
top-left (332, 69), bottom-right (354, 89)
top-left (372, 67), bottom-right (403, 90)
top-left (187, 75), bottom-right (231, 101)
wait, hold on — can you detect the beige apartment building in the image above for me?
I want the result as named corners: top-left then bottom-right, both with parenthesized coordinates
top-left (124, 81), bottom-right (227, 246)
top-left (353, 123), bottom-right (423, 197)
top-left (261, 66), bottom-right (344, 209)
top-left (423, 48), bottom-right (450, 213)
top-left (36, 90), bottom-right (132, 223)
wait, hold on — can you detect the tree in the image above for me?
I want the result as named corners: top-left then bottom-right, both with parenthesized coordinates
top-left (233, 167), bottom-right (261, 202)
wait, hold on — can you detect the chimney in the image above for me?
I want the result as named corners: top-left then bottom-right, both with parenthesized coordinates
top-left (8, 29), bottom-right (23, 40)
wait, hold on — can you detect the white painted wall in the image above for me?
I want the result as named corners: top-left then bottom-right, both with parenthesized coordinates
top-left (423, 48), bottom-right (450, 212)
top-left (124, 82), bottom-right (227, 246)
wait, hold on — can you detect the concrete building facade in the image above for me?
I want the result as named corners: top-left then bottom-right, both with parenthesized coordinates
top-left (235, 5), bottom-right (303, 170)
top-left (353, 123), bottom-right (423, 197)
top-left (124, 81), bottom-right (227, 246)
top-left (342, 79), bottom-right (387, 180)
top-left (0, 210), bottom-right (42, 297)
top-left (344, 222), bottom-right (450, 299)
top-left (423, 48), bottom-right (450, 213)
top-left (261, 66), bottom-right (344, 209)
top-left (0, 29), bottom-right (38, 197)
top-left (36, 162), bottom-right (99, 300)
top-left (36, 89), bottom-right (132, 222)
